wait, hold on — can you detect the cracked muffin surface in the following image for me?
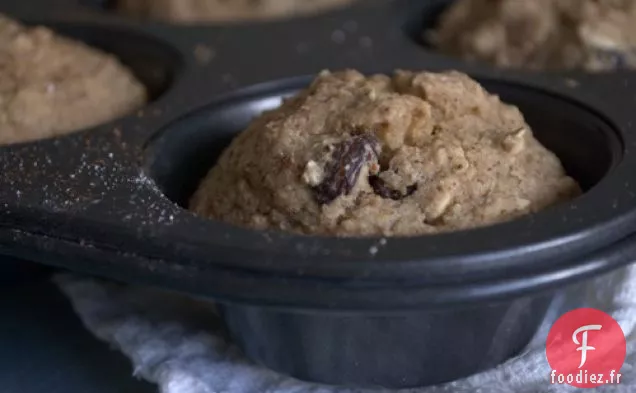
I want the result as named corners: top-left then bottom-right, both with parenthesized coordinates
top-left (430, 0), bottom-right (636, 71)
top-left (0, 14), bottom-right (146, 145)
top-left (190, 70), bottom-right (580, 237)
top-left (117, 0), bottom-right (357, 23)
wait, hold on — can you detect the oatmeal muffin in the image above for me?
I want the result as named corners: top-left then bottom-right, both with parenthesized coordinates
top-left (190, 70), bottom-right (580, 237)
top-left (430, 0), bottom-right (636, 71)
top-left (0, 14), bottom-right (146, 145)
top-left (117, 0), bottom-right (357, 23)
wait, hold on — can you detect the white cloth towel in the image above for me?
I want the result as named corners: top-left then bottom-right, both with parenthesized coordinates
top-left (54, 265), bottom-right (636, 393)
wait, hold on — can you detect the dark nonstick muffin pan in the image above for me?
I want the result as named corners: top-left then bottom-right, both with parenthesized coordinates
top-left (2, 0), bottom-right (636, 388)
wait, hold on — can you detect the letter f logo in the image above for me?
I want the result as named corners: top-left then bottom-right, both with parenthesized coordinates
top-left (573, 325), bottom-right (602, 368)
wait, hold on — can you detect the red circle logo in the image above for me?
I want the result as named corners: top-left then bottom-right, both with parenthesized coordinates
top-left (546, 308), bottom-right (626, 388)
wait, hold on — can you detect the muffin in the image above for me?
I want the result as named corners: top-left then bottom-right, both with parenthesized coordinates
top-left (117, 0), bottom-right (357, 23)
top-left (0, 14), bottom-right (146, 145)
top-left (430, 0), bottom-right (636, 71)
top-left (190, 70), bottom-right (580, 237)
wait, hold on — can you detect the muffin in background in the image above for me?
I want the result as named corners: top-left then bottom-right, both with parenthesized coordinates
top-left (430, 0), bottom-right (636, 71)
top-left (117, 0), bottom-right (358, 23)
top-left (0, 14), bottom-right (146, 145)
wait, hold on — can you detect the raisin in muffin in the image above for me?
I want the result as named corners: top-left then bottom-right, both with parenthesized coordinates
top-left (430, 0), bottom-right (636, 71)
top-left (190, 70), bottom-right (580, 237)
top-left (118, 0), bottom-right (357, 23)
top-left (0, 14), bottom-right (146, 145)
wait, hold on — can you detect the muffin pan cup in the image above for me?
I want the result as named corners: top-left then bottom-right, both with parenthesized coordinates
top-left (2, 0), bottom-right (636, 388)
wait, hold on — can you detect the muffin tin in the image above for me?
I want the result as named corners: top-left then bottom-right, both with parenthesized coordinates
top-left (2, 0), bottom-right (636, 388)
